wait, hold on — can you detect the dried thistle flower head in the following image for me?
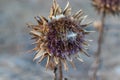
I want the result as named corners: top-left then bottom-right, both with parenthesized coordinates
top-left (92, 0), bottom-right (120, 15)
top-left (28, 0), bottom-right (91, 70)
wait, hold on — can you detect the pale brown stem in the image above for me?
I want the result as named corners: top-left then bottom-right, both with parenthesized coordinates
top-left (89, 13), bottom-right (105, 80)
top-left (53, 59), bottom-right (63, 80)
top-left (59, 60), bottom-right (63, 80)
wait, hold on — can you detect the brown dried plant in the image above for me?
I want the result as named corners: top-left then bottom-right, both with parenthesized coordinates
top-left (90, 0), bottom-right (120, 80)
top-left (28, 0), bottom-right (92, 80)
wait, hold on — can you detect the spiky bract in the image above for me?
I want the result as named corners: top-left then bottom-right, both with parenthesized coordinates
top-left (28, 0), bottom-right (91, 70)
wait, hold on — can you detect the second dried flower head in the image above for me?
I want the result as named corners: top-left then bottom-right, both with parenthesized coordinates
top-left (92, 0), bottom-right (120, 15)
top-left (28, 0), bottom-right (91, 70)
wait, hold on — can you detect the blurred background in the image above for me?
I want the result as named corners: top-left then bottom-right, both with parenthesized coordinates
top-left (0, 0), bottom-right (120, 80)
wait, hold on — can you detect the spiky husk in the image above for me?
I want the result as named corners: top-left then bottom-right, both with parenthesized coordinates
top-left (28, 0), bottom-right (91, 70)
top-left (92, 0), bottom-right (120, 15)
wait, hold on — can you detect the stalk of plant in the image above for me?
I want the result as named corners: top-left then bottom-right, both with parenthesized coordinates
top-left (89, 13), bottom-right (105, 80)
top-left (53, 59), bottom-right (63, 80)
top-left (89, 0), bottom-right (120, 80)
top-left (27, 0), bottom-right (92, 80)
top-left (59, 59), bottom-right (63, 80)
top-left (53, 66), bottom-right (57, 80)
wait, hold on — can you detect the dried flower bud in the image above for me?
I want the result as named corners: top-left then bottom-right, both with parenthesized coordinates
top-left (93, 21), bottom-right (102, 32)
top-left (92, 0), bottom-right (120, 15)
top-left (28, 0), bottom-right (91, 70)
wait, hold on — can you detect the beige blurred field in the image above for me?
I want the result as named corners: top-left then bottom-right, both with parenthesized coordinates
top-left (0, 0), bottom-right (120, 80)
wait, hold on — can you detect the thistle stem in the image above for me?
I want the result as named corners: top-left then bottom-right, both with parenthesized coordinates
top-left (59, 59), bottom-right (63, 80)
top-left (54, 66), bottom-right (57, 80)
top-left (89, 13), bottom-right (105, 80)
